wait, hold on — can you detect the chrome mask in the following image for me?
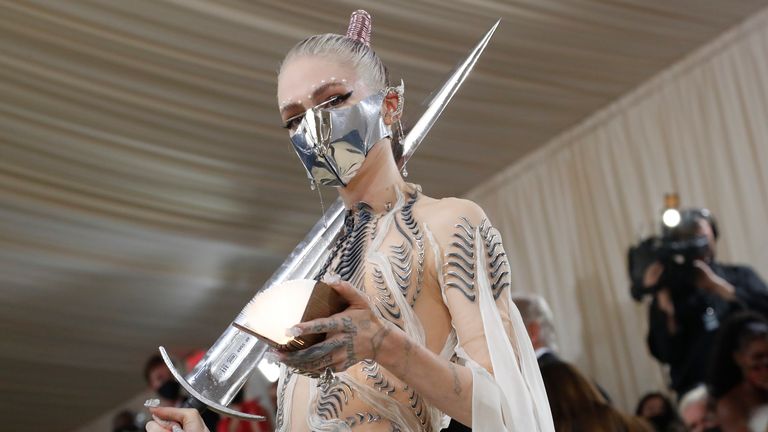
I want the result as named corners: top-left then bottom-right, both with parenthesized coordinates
top-left (289, 91), bottom-right (391, 187)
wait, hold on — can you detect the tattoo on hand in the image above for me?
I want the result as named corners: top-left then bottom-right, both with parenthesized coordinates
top-left (311, 319), bottom-right (339, 334)
top-left (283, 339), bottom-right (343, 371)
top-left (286, 352), bottom-right (334, 372)
top-left (341, 316), bottom-right (357, 334)
top-left (341, 317), bottom-right (358, 369)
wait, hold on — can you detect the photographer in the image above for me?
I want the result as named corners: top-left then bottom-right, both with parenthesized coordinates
top-left (642, 209), bottom-right (768, 397)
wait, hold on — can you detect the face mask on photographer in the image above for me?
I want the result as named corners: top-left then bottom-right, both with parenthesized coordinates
top-left (156, 378), bottom-right (181, 401)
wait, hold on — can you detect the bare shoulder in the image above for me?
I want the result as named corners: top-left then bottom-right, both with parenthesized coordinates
top-left (416, 195), bottom-right (486, 223)
top-left (415, 195), bottom-right (488, 244)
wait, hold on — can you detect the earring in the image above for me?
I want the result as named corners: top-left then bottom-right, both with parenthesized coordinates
top-left (393, 80), bottom-right (405, 117)
top-left (386, 80), bottom-right (405, 119)
top-left (309, 178), bottom-right (316, 190)
top-left (394, 93), bottom-right (404, 117)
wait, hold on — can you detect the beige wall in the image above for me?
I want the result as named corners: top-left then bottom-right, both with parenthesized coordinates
top-left (467, 8), bottom-right (768, 411)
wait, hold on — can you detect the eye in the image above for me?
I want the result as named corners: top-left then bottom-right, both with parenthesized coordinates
top-left (325, 91), bottom-right (353, 108)
top-left (283, 114), bottom-right (304, 130)
top-left (281, 91), bottom-right (353, 130)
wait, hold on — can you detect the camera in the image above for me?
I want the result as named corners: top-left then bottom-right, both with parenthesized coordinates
top-left (627, 206), bottom-right (717, 302)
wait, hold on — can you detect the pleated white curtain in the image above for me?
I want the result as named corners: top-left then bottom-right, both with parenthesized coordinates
top-left (467, 8), bottom-right (768, 410)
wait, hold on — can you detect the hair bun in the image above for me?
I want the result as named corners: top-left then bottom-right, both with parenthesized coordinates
top-left (345, 10), bottom-right (372, 46)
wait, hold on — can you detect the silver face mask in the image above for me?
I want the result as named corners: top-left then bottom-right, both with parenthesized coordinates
top-left (289, 91), bottom-right (391, 187)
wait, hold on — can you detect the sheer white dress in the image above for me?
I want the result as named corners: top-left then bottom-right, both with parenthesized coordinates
top-left (275, 186), bottom-right (554, 431)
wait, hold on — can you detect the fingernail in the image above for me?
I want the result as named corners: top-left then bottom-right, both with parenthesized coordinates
top-left (322, 273), bottom-right (341, 284)
top-left (153, 416), bottom-right (184, 432)
top-left (286, 326), bottom-right (303, 337)
top-left (144, 398), bottom-right (160, 408)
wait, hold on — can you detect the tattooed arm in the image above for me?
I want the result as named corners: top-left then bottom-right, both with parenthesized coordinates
top-left (275, 275), bottom-right (397, 373)
top-left (277, 275), bottom-right (476, 425)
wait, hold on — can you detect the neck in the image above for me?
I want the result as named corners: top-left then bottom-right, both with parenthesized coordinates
top-left (337, 139), bottom-right (408, 212)
top-left (744, 380), bottom-right (768, 398)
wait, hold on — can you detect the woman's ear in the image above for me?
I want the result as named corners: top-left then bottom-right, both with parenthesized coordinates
top-left (382, 82), bottom-right (404, 126)
top-left (382, 92), bottom-right (400, 125)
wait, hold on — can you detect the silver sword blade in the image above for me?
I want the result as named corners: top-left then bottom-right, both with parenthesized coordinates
top-left (158, 19), bottom-right (501, 420)
top-left (400, 19), bottom-right (500, 166)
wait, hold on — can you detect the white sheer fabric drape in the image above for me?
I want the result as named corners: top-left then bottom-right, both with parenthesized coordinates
top-left (467, 9), bottom-right (768, 410)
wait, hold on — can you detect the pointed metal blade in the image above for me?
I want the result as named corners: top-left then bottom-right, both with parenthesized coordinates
top-left (400, 19), bottom-right (500, 166)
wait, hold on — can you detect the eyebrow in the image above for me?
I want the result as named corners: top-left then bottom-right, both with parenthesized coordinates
top-left (280, 81), bottom-right (349, 116)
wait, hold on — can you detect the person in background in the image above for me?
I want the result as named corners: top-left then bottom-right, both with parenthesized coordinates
top-left (143, 354), bottom-right (219, 431)
top-left (678, 385), bottom-right (720, 432)
top-left (512, 294), bottom-right (559, 366)
top-left (144, 355), bottom-right (182, 407)
top-left (512, 294), bottom-right (612, 402)
top-left (707, 312), bottom-right (768, 432)
top-left (644, 208), bottom-right (768, 397)
top-left (111, 410), bottom-right (139, 432)
top-left (541, 361), bottom-right (652, 432)
top-left (634, 392), bottom-right (685, 432)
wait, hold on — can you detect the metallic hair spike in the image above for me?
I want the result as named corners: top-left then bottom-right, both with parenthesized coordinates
top-left (346, 10), bottom-right (372, 46)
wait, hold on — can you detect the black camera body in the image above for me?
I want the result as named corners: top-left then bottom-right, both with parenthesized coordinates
top-left (628, 234), bottom-right (710, 301)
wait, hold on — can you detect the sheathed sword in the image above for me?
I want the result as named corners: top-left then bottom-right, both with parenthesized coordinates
top-left (158, 19), bottom-right (500, 420)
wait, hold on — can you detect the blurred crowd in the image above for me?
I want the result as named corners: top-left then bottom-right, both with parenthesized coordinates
top-left (636, 208), bottom-right (768, 432)
top-left (447, 208), bottom-right (768, 432)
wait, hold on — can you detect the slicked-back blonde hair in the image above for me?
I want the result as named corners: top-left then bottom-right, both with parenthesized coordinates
top-left (280, 33), bottom-right (389, 92)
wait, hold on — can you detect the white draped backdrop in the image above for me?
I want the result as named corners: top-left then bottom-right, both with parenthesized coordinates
top-left (468, 8), bottom-right (768, 410)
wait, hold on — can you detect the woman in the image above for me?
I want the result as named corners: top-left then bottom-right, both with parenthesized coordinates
top-left (149, 10), bottom-right (552, 432)
top-left (707, 312), bottom-right (768, 432)
top-left (634, 392), bottom-right (685, 432)
top-left (541, 362), bottom-right (652, 432)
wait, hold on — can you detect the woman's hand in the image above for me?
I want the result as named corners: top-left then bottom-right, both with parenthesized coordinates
top-left (275, 276), bottom-right (396, 375)
top-left (145, 406), bottom-right (209, 432)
